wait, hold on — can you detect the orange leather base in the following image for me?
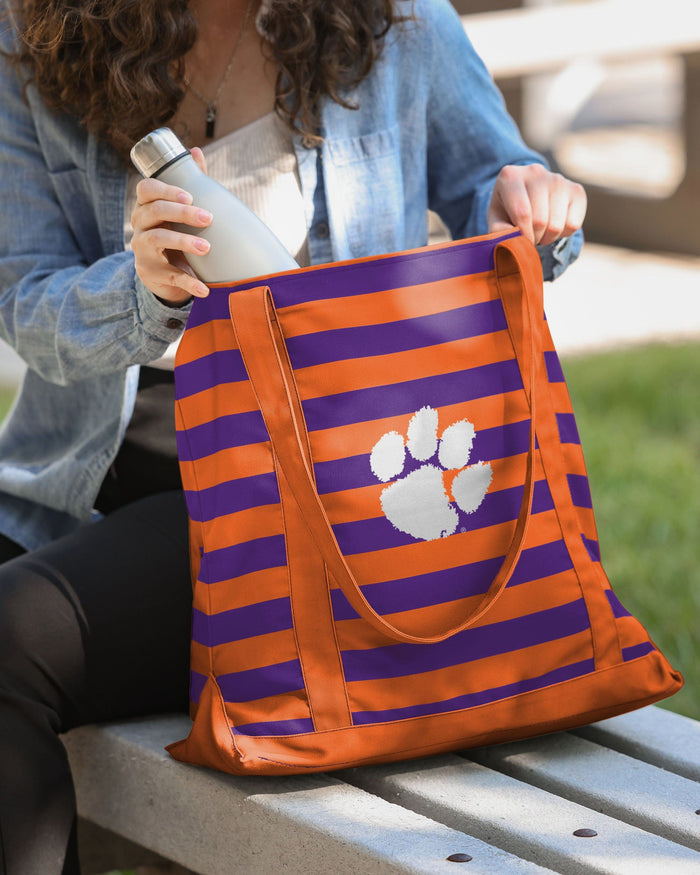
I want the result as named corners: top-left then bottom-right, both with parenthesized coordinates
top-left (166, 649), bottom-right (682, 776)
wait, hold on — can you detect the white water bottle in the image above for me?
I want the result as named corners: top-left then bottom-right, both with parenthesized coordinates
top-left (130, 127), bottom-right (298, 283)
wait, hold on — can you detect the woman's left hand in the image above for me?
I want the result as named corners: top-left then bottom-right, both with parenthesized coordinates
top-left (487, 163), bottom-right (587, 247)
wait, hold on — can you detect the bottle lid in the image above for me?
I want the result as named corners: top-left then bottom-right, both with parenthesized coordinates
top-left (130, 127), bottom-right (189, 178)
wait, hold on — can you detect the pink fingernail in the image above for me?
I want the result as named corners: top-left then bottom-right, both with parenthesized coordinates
top-left (197, 210), bottom-right (212, 224)
top-left (195, 238), bottom-right (210, 253)
top-left (177, 191), bottom-right (193, 204)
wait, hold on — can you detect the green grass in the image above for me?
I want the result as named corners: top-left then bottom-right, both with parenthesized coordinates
top-left (562, 341), bottom-right (700, 720)
top-left (0, 342), bottom-right (697, 720)
top-left (0, 385), bottom-right (15, 422)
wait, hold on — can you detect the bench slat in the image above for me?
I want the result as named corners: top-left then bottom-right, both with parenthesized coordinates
top-left (467, 732), bottom-right (700, 852)
top-left (340, 753), bottom-right (700, 875)
top-left (64, 705), bottom-right (700, 873)
top-left (63, 717), bottom-right (551, 875)
top-left (573, 704), bottom-right (700, 782)
top-left (249, 776), bottom-right (552, 875)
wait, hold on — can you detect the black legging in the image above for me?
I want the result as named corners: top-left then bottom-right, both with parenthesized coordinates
top-left (0, 491), bottom-right (193, 875)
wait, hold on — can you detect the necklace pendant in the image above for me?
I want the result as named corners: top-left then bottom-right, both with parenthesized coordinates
top-left (205, 106), bottom-right (216, 139)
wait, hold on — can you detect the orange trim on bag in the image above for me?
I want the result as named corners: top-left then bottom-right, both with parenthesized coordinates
top-left (222, 689), bottom-right (310, 731)
top-left (616, 614), bottom-right (658, 651)
top-left (177, 379), bottom-right (258, 427)
top-left (201, 503), bottom-right (285, 553)
top-left (317, 453), bottom-right (543, 528)
top-left (307, 391), bottom-right (531, 464)
top-left (278, 273), bottom-right (498, 337)
top-left (294, 331), bottom-right (516, 401)
top-left (202, 566), bottom-right (290, 615)
top-left (345, 629), bottom-right (594, 715)
top-left (276, 456), bottom-right (353, 731)
top-left (335, 510), bottom-right (563, 591)
top-left (531, 324), bottom-right (623, 671)
top-left (334, 568), bottom-right (587, 654)
top-left (207, 629), bottom-right (300, 676)
top-left (176, 318), bottom-right (240, 367)
top-left (178, 441), bottom-right (275, 492)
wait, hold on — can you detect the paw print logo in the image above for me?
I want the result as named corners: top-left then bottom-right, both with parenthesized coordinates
top-left (370, 406), bottom-right (493, 541)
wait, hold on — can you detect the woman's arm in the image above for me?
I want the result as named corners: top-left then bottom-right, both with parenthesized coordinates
top-left (422, 0), bottom-right (584, 278)
top-left (0, 21), bottom-right (191, 385)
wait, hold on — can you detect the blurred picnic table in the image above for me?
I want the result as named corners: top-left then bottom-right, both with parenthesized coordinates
top-left (455, 0), bottom-right (700, 256)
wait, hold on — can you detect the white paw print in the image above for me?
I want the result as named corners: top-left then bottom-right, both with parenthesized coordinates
top-left (370, 406), bottom-right (493, 541)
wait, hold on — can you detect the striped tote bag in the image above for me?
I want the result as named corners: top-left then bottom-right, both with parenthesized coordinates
top-left (167, 230), bottom-right (682, 775)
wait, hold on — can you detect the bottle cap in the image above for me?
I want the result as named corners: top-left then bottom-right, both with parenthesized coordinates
top-left (130, 127), bottom-right (189, 178)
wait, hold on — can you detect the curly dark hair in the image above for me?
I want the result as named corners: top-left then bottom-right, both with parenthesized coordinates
top-left (5, 0), bottom-right (412, 160)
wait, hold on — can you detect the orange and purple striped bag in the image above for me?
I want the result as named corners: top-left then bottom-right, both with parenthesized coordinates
top-left (167, 231), bottom-right (682, 775)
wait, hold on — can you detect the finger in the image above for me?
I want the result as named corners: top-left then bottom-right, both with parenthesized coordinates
top-left (190, 146), bottom-right (208, 175)
top-left (136, 249), bottom-right (210, 301)
top-left (132, 228), bottom-right (211, 299)
top-left (487, 166), bottom-right (535, 242)
top-left (135, 176), bottom-right (193, 208)
top-left (537, 174), bottom-right (570, 247)
top-left (134, 226), bottom-right (211, 261)
top-left (539, 179), bottom-right (587, 246)
top-left (163, 254), bottom-right (211, 300)
top-left (561, 182), bottom-right (588, 238)
top-left (522, 165), bottom-right (554, 245)
top-left (131, 200), bottom-right (212, 233)
top-left (504, 177), bottom-right (536, 244)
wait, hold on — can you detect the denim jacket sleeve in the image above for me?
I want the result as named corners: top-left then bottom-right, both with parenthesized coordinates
top-left (422, 0), bottom-right (582, 280)
top-left (0, 18), bottom-right (190, 386)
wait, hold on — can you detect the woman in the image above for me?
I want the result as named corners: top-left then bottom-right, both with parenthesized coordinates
top-left (0, 0), bottom-right (586, 871)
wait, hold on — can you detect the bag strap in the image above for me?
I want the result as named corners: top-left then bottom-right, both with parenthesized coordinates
top-left (229, 234), bottom-right (542, 644)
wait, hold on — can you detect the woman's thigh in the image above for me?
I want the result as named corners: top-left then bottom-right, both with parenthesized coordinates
top-left (0, 491), bottom-right (193, 730)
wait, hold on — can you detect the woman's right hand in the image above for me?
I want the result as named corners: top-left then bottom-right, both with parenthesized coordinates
top-left (131, 147), bottom-right (212, 306)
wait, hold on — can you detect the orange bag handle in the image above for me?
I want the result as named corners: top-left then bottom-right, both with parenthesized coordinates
top-left (229, 235), bottom-right (543, 644)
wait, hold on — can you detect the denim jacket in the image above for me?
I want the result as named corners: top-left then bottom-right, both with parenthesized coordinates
top-left (0, 0), bottom-right (582, 550)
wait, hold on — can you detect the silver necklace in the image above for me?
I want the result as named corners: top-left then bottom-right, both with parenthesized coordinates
top-left (186, 0), bottom-right (255, 139)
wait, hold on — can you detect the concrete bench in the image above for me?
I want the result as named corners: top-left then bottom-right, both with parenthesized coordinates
top-left (62, 703), bottom-right (700, 874)
top-left (459, 0), bottom-right (700, 256)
